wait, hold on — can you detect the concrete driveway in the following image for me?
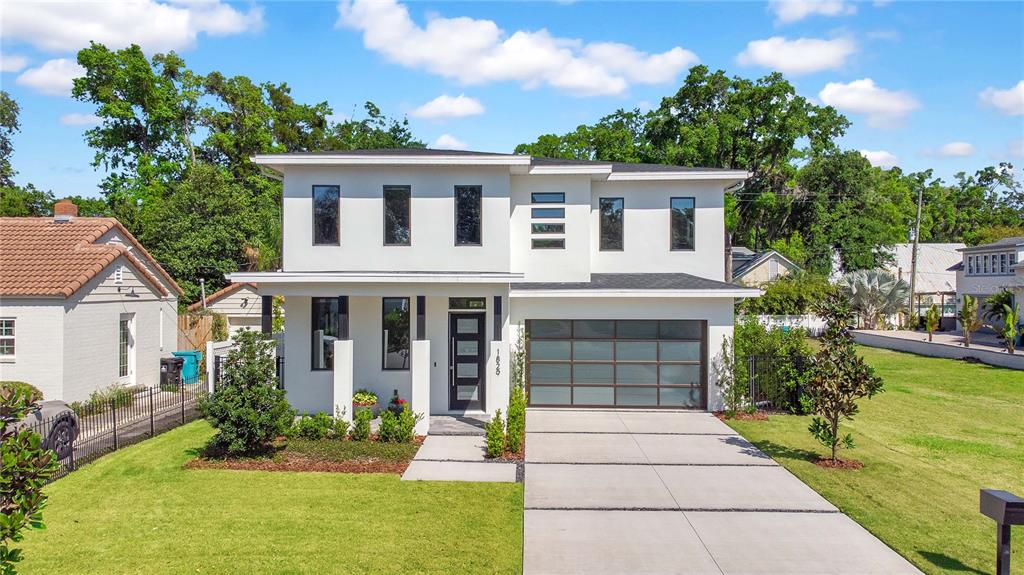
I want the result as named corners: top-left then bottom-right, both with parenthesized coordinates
top-left (523, 409), bottom-right (922, 575)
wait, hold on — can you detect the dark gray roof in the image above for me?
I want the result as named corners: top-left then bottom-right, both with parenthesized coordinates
top-left (515, 272), bottom-right (748, 291)
top-left (529, 155), bottom-right (736, 173)
top-left (959, 236), bottom-right (1024, 252)
top-left (274, 148), bottom-right (511, 157)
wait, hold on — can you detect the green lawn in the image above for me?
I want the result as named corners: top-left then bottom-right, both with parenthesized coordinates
top-left (727, 347), bottom-right (1024, 575)
top-left (19, 421), bottom-right (523, 575)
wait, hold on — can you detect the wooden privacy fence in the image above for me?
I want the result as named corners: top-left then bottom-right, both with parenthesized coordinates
top-left (177, 314), bottom-right (213, 351)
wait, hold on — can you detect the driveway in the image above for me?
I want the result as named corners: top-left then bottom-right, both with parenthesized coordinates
top-left (523, 409), bottom-right (922, 575)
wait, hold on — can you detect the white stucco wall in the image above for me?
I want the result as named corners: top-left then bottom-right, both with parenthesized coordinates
top-left (509, 296), bottom-right (736, 411)
top-left (281, 165), bottom-right (511, 273)
top-left (589, 180), bottom-right (727, 281)
top-left (510, 175), bottom-right (593, 282)
top-left (0, 300), bottom-right (64, 400)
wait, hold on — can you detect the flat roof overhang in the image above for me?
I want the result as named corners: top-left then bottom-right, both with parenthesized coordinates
top-left (509, 288), bottom-right (762, 298)
top-left (228, 270), bottom-right (524, 285)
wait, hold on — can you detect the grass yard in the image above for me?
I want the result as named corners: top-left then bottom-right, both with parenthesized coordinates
top-left (727, 346), bottom-right (1024, 575)
top-left (18, 421), bottom-right (524, 575)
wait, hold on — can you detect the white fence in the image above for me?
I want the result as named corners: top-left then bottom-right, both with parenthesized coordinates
top-left (756, 315), bottom-right (826, 337)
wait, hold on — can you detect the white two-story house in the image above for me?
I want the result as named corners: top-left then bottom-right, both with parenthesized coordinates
top-left (230, 149), bottom-right (757, 430)
top-left (952, 236), bottom-right (1023, 329)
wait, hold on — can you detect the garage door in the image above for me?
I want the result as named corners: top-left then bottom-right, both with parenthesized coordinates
top-left (526, 319), bottom-right (706, 409)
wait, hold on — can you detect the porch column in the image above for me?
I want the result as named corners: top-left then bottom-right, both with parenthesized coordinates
top-left (411, 340), bottom-right (430, 436)
top-left (332, 339), bottom-right (353, 422)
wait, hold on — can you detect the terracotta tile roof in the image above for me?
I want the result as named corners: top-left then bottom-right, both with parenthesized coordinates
top-left (187, 282), bottom-right (257, 312)
top-left (0, 217), bottom-right (183, 299)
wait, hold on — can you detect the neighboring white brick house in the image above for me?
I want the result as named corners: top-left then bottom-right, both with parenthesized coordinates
top-left (231, 149), bottom-right (758, 425)
top-left (0, 201), bottom-right (182, 401)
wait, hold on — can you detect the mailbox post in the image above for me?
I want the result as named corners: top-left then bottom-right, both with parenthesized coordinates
top-left (980, 489), bottom-right (1024, 575)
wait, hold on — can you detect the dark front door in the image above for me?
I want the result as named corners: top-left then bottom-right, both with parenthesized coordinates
top-left (449, 312), bottom-right (486, 411)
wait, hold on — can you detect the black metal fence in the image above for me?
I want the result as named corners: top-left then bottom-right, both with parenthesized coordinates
top-left (747, 355), bottom-right (810, 413)
top-left (25, 376), bottom-right (209, 481)
top-left (212, 355), bottom-right (285, 391)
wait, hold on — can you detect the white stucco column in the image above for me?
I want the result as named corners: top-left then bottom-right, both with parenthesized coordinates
top-left (205, 340), bottom-right (215, 394)
top-left (332, 339), bottom-right (353, 422)
top-left (411, 340), bottom-right (430, 436)
top-left (487, 340), bottom-right (510, 415)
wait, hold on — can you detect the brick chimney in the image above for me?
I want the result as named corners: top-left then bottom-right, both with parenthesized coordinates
top-left (54, 199), bottom-right (78, 222)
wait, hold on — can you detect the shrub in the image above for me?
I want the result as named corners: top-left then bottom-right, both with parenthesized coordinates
top-left (924, 304), bottom-right (940, 342)
top-left (0, 381), bottom-right (42, 402)
top-left (199, 330), bottom-right (295, 455)
top-left (332, 406), bottom-right (350, 438)
top-left (714, 336), bottom-right (747, 416)
top-left (290, 413), bottom-right (335, 441)
top-left (1, 386), bottom-right (58, 573)
top-left (484, 409), bottom-right (506, 459)
top-left (211, 312), bottom-right (228, 342)
top-left (395, 405), bottom-right (421, 443)
top-left (377, 410), bottom-right (398, 442)
top-left (958, 295), bottom-right (983, 348)
top-left (378, 406), bottom-right (421, 443)
top-left (506, 385), bottom-right (526, 454)
top-left (350, 408), bottom-right (372, 441)
top-left (737, 272), bottom-right (835, 316)
top-left (805, 292), bottom-right (884, 463)
top-left (71, 383), bottom-right (135, 415)
top-left (352, 389), bottom-right (378, 407)
top-left (732, 315), bottom-right (812, 413)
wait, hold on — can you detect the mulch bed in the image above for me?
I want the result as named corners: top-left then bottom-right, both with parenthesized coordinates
top-left (184, 436), bottom-right (425, 475)
top-left (814, 457), bottom-right (864, 470)
top-left (714, 411), bottom-right (770, 421)
top-left (493, 451), bottom-right (524, 463)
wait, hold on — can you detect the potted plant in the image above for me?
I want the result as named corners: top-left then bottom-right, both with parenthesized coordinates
top-left (387, 390), bottom-right (408, 417)
top-left (352, 389), bottom-right (379, 417)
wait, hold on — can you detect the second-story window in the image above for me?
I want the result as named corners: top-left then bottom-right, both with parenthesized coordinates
top-left (313, 185), bottom-right (340, 245)
top-left (455, 185), bottom-right (482, 245)
top-left (1000, 253), bottom-right (1007, 274)
top-left (384, 185), bottom-right (411, 246)
top-left (599, 197), bottom-right (624, 251)
top-left (670, 197), bottom-right (695, 251)
top-left (968, 256), bottom-right (974, 275)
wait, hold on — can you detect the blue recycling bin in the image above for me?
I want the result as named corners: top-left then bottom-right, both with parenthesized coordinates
top-left (172, 350), bottom-right (203, 384)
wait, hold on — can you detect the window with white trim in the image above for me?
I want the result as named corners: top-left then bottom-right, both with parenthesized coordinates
top-left (0, 319), bottom-right (14, 357)
top-left (118, 315), bottom-right (133, 379)
top-left (1000, 253), bottom-right (1007, 274)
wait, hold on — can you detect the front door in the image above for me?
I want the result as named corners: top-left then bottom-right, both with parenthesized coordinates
top-left (449, 312), bottom-right (486, 411)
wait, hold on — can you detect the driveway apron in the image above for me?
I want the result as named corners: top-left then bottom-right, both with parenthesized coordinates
top-left (522, 409), bottom-right (922, 575)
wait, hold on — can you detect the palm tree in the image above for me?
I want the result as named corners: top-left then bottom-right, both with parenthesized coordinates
top-left (996, 303), bottom-right (1020, 355)
top-left (958, 295), bottom-right (983, 348)
top-left (983, 290), bottom-right (1015, 324)
top-left (924, 304), bottom-right (940, 342)
top-left (837, 270), bottom-right (911, 330)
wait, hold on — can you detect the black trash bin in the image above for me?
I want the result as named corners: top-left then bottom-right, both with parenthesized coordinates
top-left (160, 357), bottom-right (184, 391)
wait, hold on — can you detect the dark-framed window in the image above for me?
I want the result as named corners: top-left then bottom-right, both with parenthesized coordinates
top-left (455, 185), bottom-right (482, 245)
top-left (599, 197), bottom-right (623, 251)
top-left (532, 223), bottom-right (565, 234)
top-left (532, 238), bottom-right (565, 249)
top-left (532, 207), bottom-right (564, 219)
top-left (449, 297), bottom-right (486, 310)
top-left (383, 185), bottom-right (411, 246)
top-left (382, 297), bottom-right (411, 370)
top-left (313, 185), bottom-right (340, 245)
top-left (532, 192), bottom-right (565, 204)
top-left (670, 197), bottom-right (695, 251)
top-left (311, 297), bottom-right (340, 370)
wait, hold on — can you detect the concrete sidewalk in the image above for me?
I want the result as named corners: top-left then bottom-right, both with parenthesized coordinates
top-left (401, 433), bottom-right (517, 483)
top-left (523, 409), bottom-right (921, 575)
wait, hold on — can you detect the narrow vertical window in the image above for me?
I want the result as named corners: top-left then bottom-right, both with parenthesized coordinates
top-left (455, 185), bottom-right (482, 245)
top-left (313, 185), bottom-right (340, 245)
top-left (599, 197), bottom-right (624, 251)
top-left (670, 197), bottom-right (695, 251)
top-left (0, 319), bottom-right (14, 357)
top-left (118, 316), bottom-right (132, 378)
top-left (384, 185), bottom-right (411, 245)
top-left (1000, 253), bottom-right (1007, 274)
top-left (382, 297), bottom-right (411, 370)
top-left (311, 297), bottom-right (340, 370)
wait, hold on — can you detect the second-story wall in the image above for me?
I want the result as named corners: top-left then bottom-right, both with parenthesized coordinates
top-left (510, 175), bottom-right (593, 282)
top-left (283, 166), bottom-right (511, 272)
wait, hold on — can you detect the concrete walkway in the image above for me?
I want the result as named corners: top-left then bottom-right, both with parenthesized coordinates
top-left (401, 416), bottom-right (517, 483)
top-left (523, 409), bottom-right (922, 575)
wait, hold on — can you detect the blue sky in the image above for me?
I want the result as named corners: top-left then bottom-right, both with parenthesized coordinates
top-left (2, 0), bottom-right (1022, 199)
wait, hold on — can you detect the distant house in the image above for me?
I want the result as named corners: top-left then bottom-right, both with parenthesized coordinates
top-left (0, 200), bottom-right (182, 401)
top-left (187, 283), bottom-right (265, 337)
top-left (731, 247), bottom-right (802, 286)
top-left (951, 237), bottom-right (1023, 329)
top-left (885, 243), bottom-right (964, 325)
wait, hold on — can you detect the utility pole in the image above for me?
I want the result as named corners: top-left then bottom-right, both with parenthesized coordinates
top-left (908, 184), bottom-right (924, 328)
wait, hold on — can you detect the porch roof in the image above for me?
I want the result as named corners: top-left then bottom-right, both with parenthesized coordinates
top-left (510, 273), bottom-right (761, 298)
top-left (228, 270), bottom-right (524, 285)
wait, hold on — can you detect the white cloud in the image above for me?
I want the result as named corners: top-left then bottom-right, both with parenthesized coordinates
top-left (0, 53), bottom-right (28, 73)
top-left (736, 36), bottom-right (855, 76)
top-left (769, 1), bottom-right (855, 24)
top-left (937, 141), bottom-right (974, 157)
top-left (432, 133), bottom-right (468, 150)
top-left (16, 59), bottom-right (86, 96)
top-left (59, 113), bottom-right (102, 127)
top-left (336, 0), bottom-right (698, 97)
top-left (1, 0), bottom-right (264, 54)
top-left (410, 94), bottom-right (485, 120)
top-left (818, 78), bottom-right (920, 128)
top-left (1005, 139), bottom-right (1024, 159)
top-left (860, 149), bottom-right (898, 168)
top-left (978, 81), bottom-right (1024, 116)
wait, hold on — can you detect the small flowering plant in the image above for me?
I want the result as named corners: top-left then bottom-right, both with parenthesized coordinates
top-left (387, 392), bottom-right (408, 416)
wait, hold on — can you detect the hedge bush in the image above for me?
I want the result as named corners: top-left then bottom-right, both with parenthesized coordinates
top-left (0, 381), bottom-right (42, 402)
